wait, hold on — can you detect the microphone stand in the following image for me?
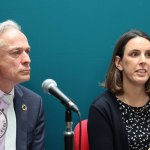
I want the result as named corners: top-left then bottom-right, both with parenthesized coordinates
top-left (64, 108), bottom-right (74, 150)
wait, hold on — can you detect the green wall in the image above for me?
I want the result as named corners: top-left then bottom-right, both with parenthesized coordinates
top-left (1, 0), bottom-right (150, 149)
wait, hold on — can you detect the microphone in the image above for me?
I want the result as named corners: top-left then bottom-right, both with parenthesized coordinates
top-left (42, 79), bottom-right (79, 113)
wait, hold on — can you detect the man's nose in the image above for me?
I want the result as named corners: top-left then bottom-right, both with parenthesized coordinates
top-left (21, 51), bottom-right (31, 64)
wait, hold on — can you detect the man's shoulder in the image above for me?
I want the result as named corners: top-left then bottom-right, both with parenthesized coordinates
top-left (15, 84), bottom-right (41, 99)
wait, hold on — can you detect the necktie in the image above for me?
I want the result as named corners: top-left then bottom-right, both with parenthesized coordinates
top-left (0, 98), bottom-right (8, 149)
top-left (3, 94), bottom-right (16, 150)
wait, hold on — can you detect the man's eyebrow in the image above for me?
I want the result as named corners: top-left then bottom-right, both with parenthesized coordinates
top-left (10, 46), bottom-right (31, 51)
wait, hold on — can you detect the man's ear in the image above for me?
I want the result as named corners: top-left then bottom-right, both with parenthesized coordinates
top-left (115, 56), bottom-right (123, 71)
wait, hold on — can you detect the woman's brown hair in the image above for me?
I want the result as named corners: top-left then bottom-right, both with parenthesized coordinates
top-left (103, 29), bottom-right (150, 95)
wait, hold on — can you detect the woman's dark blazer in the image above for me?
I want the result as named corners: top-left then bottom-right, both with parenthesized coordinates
top-left (88, 90), bottom-right (128, 150)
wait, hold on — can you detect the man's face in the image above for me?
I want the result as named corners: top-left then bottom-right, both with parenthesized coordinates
top-left (0, 29), bottom-right (31, 86)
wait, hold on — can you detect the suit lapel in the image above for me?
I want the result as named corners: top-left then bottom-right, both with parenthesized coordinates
top-left (14, 85), bottom-right (27, 150)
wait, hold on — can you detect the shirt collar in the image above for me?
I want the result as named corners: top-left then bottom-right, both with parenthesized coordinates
top-left (0, 88), bottom-right (14, 98)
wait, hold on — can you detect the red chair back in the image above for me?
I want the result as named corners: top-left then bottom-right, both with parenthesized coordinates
top-left (74, 119), bottom-right (89, 150)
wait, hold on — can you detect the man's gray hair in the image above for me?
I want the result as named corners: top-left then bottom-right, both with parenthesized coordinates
top-left (0, 20), bottom-right (21, 47)
top-left (0, 20), bottom-right (21, 35)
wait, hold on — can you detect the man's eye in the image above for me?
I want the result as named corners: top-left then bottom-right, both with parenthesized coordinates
top-left (13, 51), bottom-right (20, 56)
top-left (13, 51), bottom-right (20, 55)
top-left (10, 51), bottom-right (21, 58)
top-left (145, 52), bottom-right (150, 57)
top-left (26, 50), bottom-right (30, 55)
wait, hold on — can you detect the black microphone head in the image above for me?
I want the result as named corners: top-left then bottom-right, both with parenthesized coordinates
top-left (42, 79), bottom-right (57, 93)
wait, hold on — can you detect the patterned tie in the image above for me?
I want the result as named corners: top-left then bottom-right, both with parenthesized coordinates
top-left (2, 94), bottom-right (16, 150)
top-left (0, 98), bottom-right (8, 149)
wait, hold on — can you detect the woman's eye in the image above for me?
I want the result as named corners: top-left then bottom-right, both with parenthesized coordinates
top-left (130, 52), bottom-right (138, 57)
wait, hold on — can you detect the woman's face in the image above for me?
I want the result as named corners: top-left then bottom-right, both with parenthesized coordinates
top-left (115, 37), bottom-right (150, 86)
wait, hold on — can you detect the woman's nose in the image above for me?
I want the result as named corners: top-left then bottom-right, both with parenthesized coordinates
top-left (139, 54), bottom-right (146, 64)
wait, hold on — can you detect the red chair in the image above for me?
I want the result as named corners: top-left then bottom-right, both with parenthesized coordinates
top-left (74, 119), bottom-right (89, 150)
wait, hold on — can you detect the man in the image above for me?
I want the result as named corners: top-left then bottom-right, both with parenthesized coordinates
top-left (0, 20), bottom-right (45, 150)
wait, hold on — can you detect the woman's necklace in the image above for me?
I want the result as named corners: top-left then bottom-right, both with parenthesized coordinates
top-left (129, 104), bottom-right (147, 115)
top-left (122, 96), bottom-right (149, 115)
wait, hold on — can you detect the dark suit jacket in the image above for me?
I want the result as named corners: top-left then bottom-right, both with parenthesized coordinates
top-left (14, 84), bottom-right (45, 150)
top-left (88, 90), bottom-right (128, 150)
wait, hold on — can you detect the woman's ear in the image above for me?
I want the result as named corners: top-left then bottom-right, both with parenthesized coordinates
top-left (115, 56), bottom-right (123, 71)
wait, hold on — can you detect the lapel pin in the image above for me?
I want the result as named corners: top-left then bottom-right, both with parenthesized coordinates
top-left (22, 104), bottom-right (27, 111)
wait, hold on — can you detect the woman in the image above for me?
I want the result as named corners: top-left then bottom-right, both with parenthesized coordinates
top-left (88, 30), bottom-right (150, 150)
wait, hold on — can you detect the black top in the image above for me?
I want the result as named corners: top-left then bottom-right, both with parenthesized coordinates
top-left (88, 90), bottom-right (150, 150)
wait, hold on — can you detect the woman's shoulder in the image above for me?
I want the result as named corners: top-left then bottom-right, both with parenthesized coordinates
top-left (91, 90), bottom-right (118, 110)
